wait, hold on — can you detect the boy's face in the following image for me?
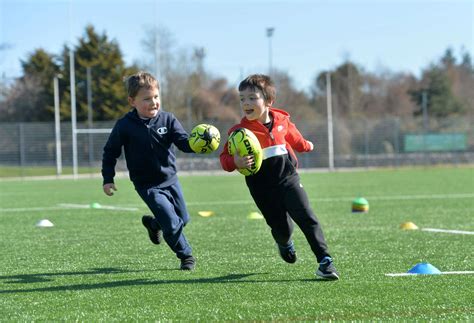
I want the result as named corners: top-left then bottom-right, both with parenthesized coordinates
top-left (239, 87), bottom-right (272, 123)
top-left (128, 86), bottom-right (160, 119)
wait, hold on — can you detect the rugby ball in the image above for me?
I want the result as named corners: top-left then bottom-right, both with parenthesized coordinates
top-left (189, 124), bottom-right (221, 154)
top-left (228, 128), bottom-right (263, 176)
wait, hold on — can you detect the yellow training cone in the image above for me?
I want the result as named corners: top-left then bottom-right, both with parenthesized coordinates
top-left (198, 211), bottom-right (215, 217)
top-left (400, 221), bottom-right (419, 230)
top-left (248, 212), bottom-right (264, 220)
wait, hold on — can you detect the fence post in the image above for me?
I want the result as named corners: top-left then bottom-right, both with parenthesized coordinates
top-left (394, 118), bottom-right (400, 167)
top-left (18, 123), bottom-right (25, 176)
top-left (54, 74), bottom-right (63, 175)
top-left (87, 66), bottom-right (94, 168)
top-left (364, 118), bottom-right (369, 168)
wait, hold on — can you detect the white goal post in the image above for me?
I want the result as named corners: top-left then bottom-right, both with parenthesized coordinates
top-left (75, 128), bottom-right (112, 134)
top-left (70, 128), bottom-right (112, 178)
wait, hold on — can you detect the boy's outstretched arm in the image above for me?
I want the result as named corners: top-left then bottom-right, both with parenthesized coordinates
top-left (170, 117), bottom-right (195, 153)
top-left (285, 120), bottom-right (314, 153)
top-left (103, 183), bottom-right (117, 196)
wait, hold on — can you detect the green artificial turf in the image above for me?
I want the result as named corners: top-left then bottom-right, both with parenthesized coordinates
top-left (0, 167), bottom-right (473, 320)
top-left (0, 166), bottom-right (101, 178)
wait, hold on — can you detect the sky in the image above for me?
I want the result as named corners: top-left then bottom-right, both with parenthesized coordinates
top-left (0, 0), bottom-right (473, 91)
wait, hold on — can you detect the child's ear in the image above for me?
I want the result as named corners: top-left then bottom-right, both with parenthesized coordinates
top-left (128, 96), bottom-right (134, 107)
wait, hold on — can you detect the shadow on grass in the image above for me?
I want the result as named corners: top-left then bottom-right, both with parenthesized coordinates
top-left (0, 267), bottom-right (143, 284)
top-left (0, 272), bottom-right (330, 294)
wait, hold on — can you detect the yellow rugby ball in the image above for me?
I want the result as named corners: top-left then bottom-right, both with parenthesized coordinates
top-left (228, 128), bottom-right (263, 176)
top-left (189, 124), bottom-right (221, 154)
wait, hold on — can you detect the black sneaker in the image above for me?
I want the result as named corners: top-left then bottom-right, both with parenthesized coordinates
top-left (141, 215), bottom-right (162, 245)
top-left (316, 256), bottom-right (339, 280)
top-left (277, 241), bottom-right (297, 264)
top-left (180, 256), bottom-right (196, 270)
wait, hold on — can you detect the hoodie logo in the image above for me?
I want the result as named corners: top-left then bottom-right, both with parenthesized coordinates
top-left (277, 125), bottom-right (284, 132)
top-left (156, 127), bottom-right (168, 135)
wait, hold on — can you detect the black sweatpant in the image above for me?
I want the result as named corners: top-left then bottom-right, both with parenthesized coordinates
top-left (249, 180), bottom-right (331, 263)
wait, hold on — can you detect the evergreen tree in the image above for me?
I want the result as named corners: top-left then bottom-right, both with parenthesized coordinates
top-left (441, 48), bottom-right (456, 67)
top-left (311, 61), bottom-right (363, 116)
top-left (409, 67), bottom-right (463, 118)
top-left (0, 49), bottom-right (60, 121)
top-left (59, 25), bottom-right (138, 121)
top-left (0, 26), bottom-right (136, 122)
top-left (460, 52), bottom-right (472, 71)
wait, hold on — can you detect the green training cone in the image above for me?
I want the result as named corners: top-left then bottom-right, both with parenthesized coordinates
top-left (352, 197), bottom-right (369, 213)
top-left (90, 202), bottom-right (102, 209)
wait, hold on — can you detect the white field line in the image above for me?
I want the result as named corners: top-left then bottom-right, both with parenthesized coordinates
top-left (386, 271), bottom-right (474, 277)
top-left (1, 193), bottom-right (472, 212)
top-left (421, 228), bottom-right (474, 235)
top-left (187, 193), bottom-right (474, 206)
top-left (97, 205), bottom-right (138, 211)
top-left (361, 193), bottom-right (474, 201)
top-left (58, 203), bottom-right (138, 211)
top-left (58, 203), bottom-right (91, 209)
top-left (0, 206), bottom-right (65, 212)
top-left (0, 204), bottom-right (138, 213)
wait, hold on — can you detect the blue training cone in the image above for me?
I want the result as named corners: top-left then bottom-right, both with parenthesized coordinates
top-left (407, 262), bottom-right (441, 275)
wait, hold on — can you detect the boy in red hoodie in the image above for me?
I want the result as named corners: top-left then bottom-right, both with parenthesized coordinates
top-left (220, 74), bottom-right (339, 279)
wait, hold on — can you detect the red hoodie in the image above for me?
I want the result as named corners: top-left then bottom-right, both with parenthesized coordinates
top-left (220, 108), bottom-right (312, 188)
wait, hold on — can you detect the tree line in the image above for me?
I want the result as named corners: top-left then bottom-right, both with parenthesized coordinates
top-left (0, 25), bottom-right (472, 124)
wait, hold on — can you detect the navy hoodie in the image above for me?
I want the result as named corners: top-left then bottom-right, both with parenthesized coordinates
top-left (102, 109), bottom-right (194, 189)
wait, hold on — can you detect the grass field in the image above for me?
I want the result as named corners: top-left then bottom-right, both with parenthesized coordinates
top-left (0, 166), bottom-right (101, 178)
top-left (1, 167), bottom-right (473, 321)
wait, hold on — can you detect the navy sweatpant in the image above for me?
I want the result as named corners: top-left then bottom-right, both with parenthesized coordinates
top-left (136, 181), bottom-right (192, 259)
top-left (249, 180), bottom-right (331, 262)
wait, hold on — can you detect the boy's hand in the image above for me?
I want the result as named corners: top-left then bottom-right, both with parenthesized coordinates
top-left (307, 140), bottom-right (314, 151)
top-left (103, 183), bottom-right (117, 196)
top-left (234, 153), bottom-right (255, 169)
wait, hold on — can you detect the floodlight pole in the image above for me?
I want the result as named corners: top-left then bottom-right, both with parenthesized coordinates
top-left (68, 0), bottom-right (78, 179)
top-left (54, 74), bottom-right (63, 176)
top-left (266, 27), bottom-right (274, 76)
top-left (326, 72), bottom-right (335, 171)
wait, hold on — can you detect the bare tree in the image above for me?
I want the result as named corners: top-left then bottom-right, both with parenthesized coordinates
top-left (140, 25), bottom-right (176, 84)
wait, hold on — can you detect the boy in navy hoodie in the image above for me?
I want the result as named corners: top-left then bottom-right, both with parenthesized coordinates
top-left (102, 71), bottom-right (196, 270)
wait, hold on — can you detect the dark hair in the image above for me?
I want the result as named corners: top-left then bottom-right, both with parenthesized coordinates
top-left (238, 74), bottom-right (276, 104)
top-left (124, 71), bottom-right (160, 98)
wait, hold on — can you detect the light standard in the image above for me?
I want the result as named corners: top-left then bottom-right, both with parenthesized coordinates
top-left (266, 27), bottom-right (274, 75)
top-left (325, 72), bottom-right (334, 171)
top-left (53, 73), bottom-right (63, 175)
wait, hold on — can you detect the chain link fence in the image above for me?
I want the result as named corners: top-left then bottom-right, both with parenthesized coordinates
top-left (1, 115), bottom-right (473, 178)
